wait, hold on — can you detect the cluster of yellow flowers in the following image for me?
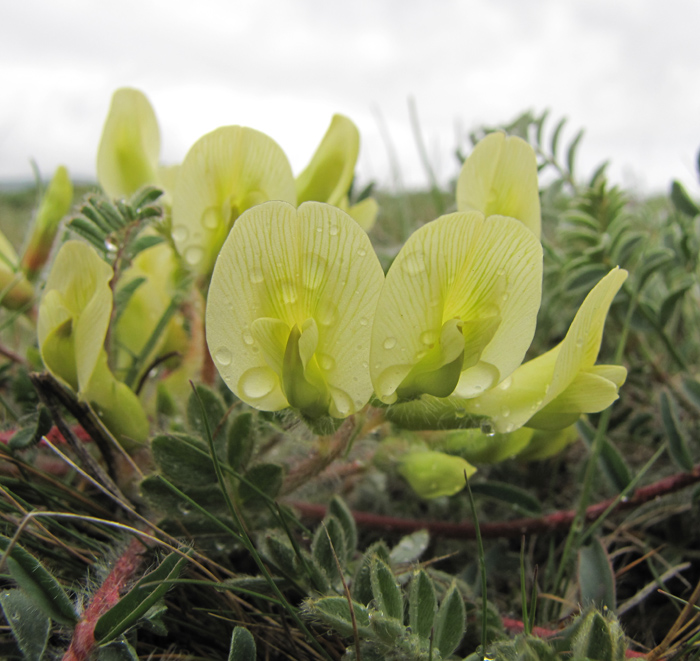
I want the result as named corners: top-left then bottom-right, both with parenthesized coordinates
top-left (31, 88), bottom-right (627, 497)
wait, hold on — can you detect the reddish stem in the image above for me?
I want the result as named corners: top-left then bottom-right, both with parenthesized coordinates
top-left (63, 537), bottom-right (146, 661)
top-left (288, 463), bottom-right (700, 540)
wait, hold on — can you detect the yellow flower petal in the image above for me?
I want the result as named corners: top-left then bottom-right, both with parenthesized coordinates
top-left (96, 88), bottom-right (160, 199)
top-left (370, 212), bottom-right (542, 403)
top-left (171, 126), bottom-right (296, 275)
top-left (398, 450), bottom-right (476, 499)
top-left (462, 268), bottom-right (628, 431)
top-left (206, 201), bottom-right (384, 419)
top-left (456, 132), bottom-right (541, 239)
top-left (38, 241), bottom-right (113, 393)
top-left (296, 114), bottom-right (359, 206)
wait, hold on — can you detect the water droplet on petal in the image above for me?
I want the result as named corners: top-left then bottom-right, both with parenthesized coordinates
top-left (104, 238), bottom-right (117, 252)
top-left (359, 317), bottom-right (368, 326)
top-left (171, 225), bottom-right (188, 242)
top-left (356, 247), bottom-right (367, 257)
top-left (242, 330), bottom-right (254, 346)
top-left (317, 353), bottom-right (336, 371)
top-left (329, 224), bottom-right (339, 236)
top-left (250, 268), bottom-right (264, 284)
top-left (202, 206), bottom-right (222, 230)
top-left (279, 280), bottom-right (297, 304)
top-left (480, 420), bottom-right (496, 437)
top-left (383, 337), bottom-right (397, 350)
top-left (316, 301), bottom-right (338, 326)
top-left (401, 250), bottom-right (426, 275)
top-left (331, 389), bottom-right (353, 416)
top-left (303, 253), bottom-right (327, 290)
top-left (239, 367), bottom-right (277, 399)
top-left (502, 408), bottom-right (511, 418)
top-left (184, 245), bottom-right (204, 266)
top-left (496, 267), bottom-right (505, 276)
top-left (214, 347), bottom-right (232, 365)
top-left (498, 376), bottom-right (513, 391)
top-left (420, 330), bottom-right (438, 346)
top-left (455, 407), bottom-right (467, 419)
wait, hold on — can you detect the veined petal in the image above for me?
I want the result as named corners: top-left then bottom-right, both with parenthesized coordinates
top-left (38, 241), bottom-right (113, 394)
top-left (296, 114), bottom-right (359, 206)
top-left (456, 132), bottom-right (541, 239)
top-left (370, 212), bottom-right (542, 403)
top-left (461, 268), bottom-right (628, 431)
top-left (171, 126), bottom-right (296, 275)
top-left (96, 88), bottom-right (160, 199)
top-left (0, 228), bottom-right (33, 310)
top-left (443, 427), bottom-right (534, 465)
top-left (517, 425), bottom-right (579, 461)
top-left (398, 450), bottom-right (476, 499)
top-left (206, 201), bottom-right (384, 418)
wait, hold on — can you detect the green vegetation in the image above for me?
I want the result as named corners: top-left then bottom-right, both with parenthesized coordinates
top-left (0, 102), bottom-right (699, 661)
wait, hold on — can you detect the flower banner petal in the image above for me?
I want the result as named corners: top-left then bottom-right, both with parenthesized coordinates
top-left (456, 132), bottom-right (541, 239)
top-left (172, 126), bottom-right (297, 275)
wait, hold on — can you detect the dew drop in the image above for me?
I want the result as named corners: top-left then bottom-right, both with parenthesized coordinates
top-left (184, 245), bottom-right (205, 266)
top-left (502, 408), bottom-right (511, 418)
top-left (496, 267), bottom-right (505, 276)
top-left (455, 407), bottom-right (467, 419)
top-left (242, 330), bottom-right (254, 346)
top-left (316, 226), bottom-right (323, 233)
top-left (316, 301), bottom-right (338, 326)
top-left (383, 337), bottom-right (397, 350)
top-left (331, 389), bottom-right (353, 416)
top-left (359, 317), bottom-right (369, 326)
top-left (480, 420), bottom-right (496, 437)
top-left (498, 376), bottom-right (513, 391)
top-left (420, 330), bottom-right (438, 346)
top-left (104, 238), bottom-right (117, 252)
top-left (214, 347), bottom-right (232, 365)
top-left (502, 292), bottom-right (509, 302)
top-left (239, 366), bottom-right (277, 399)
top-left (250, 268), bottom-right (264, 284)
top-left (302, 253), bottom-right (327, 290)
top-left (401, 250), bottom-right (427, 275)
top-left (317, 353), bottom-right (336, 371)
top-left (356, 247), bottom-right (367, 257)
top-left (279, 280), bottom-right (297, 304)
top-left (171, 225), bottom-right (189, 243)
top-left (575, 336), bottom-right (584, 348)
top-left (329, 224), bottom-right (339, 236)
top-left (202, 206), bottom-right (222, 230)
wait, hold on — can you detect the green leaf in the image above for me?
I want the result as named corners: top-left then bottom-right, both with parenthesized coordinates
top-left (312, 516), bottom-right (346, 580)
top-left (409, 570), bottom-right (437, 640)
top-left (113, 276), bottom-right (147, 324)
top-left (369, 611), bottom-right (406, 645)
top-left (0, 535), bottom-right (77, 626)
top-left (0, 588), bottom-right (50, 661)
top-left (389, 529), bottom-right (430, 565)
top-left (578, 538), bottom-right (616, 610)
top-left (238, 463), bottom-right (284, 507)
top-left (660, 389), bottom-right (693, 471)
top-left (94, 551), bottom-right (189, 644)
top-left (263, 534), bottom-right (298, 578)
top-left (151, 433), bottom-right (216, 487)
top-left (434, 581), bottom-right (466, 658)
top-left (97, 640), bottom-right (140, 661)
top-left (131, 185), bottom-right (164, 210)
top-left (187, 384), bottom-right (226, 443)
top-left (352, 543), bottom-right (390, 605)
top-left (9, 405), bottom-right (53, 450)
top-left (681, 377), bottom-right (700, 415)
top-left (671, 180), bottom-right (700, 217)
top-left (659, 280), bottom-right (694, 327)
top-left (566, 129), bottom-right (584, 177)
top-left (577, 419), bottom-right (632, 492)
top-left (469, 481), bottom-right (542, 515)
top-left (563, 263), bottom-right (612, 294)
top-left (127, 234), bottom-right (165, 259)
top-left (328, 496), bottom-right (357, 562)
top-left (228, 626), bottom-right (256, 661)
top-left (370, 556), bottom-right (403, 621)
top-left (227, 411), bottom-right (255, 472)
top-left (303, 596), bottom-right (371, 638)
top-left (550, 117), bottom-right (567, 159)
top-left (637, 247), bottom-right (675, 289)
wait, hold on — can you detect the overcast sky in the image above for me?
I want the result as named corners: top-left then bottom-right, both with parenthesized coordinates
top-left (2, 0), bottom-right (699, 196)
